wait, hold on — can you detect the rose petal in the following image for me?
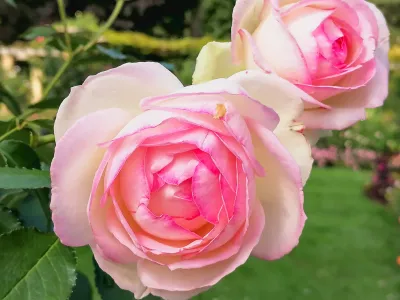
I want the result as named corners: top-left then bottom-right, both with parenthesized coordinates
top-left (134, 204), bottom-right (201, 241)
top-left (149, 287), bottom-right (210, 300)
top-left (249, 9), bottom-right (312, 83)
top-left (51, 108), bottom-right (131, 247)
top-left (54, 62), bottom-right (183, 141)
top-left (231, 0), bottom-right (268, 62)
top-left (137, 199), bottom-right (265, 291)
top-left (141, 78), bottom-right (280, 132)
top-left (92, 247), bottom-right (149, 299)
top-left (248, 121), bottom-right (306, 260)
top-left (192, 163), bottom-right (225, 224)
top-left (193, 42), bottom-right (245, 84)
top-left (157, 152), bottom-right (200, 185)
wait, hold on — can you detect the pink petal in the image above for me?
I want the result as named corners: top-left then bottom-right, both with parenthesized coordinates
top-left (137, 200), bottom-right (265, 291)
top-left (172, 162), bottom-right (251, 270)
top-left (51, 108), bottom-right (131, 247)
top-left (54, 62), bottom-right (183, 141)
top-left (134, 204), bottom-right (201, 241)
top-left (248, 121), bottom-right (306, 260)
top-left (192, 163), bottom-right (225, 224)
top-left (157, 152), bottom-right (199, 185)
top-left (89, 186), bottom-right (141, 263)
top-left (147, 144), bottom-right (197, 173)
top-left (144, 128), bottom-right (241, 192)
top-left (285, 8), bottom-right (334, 77)
top-left (148, 182), bottom-right (200, 219)
top-left (118, 147), bottom-right (150, 211)
top-left (300, 105), bottom-right (366, 130)
top-left (250, 8), bottom-right (312, 83)
top-left (296, 58), bottom-right (376, 101)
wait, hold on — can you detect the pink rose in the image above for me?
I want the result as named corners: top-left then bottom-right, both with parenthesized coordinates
top-left (51, 63), bottom-right (312, 299)
top-left (193, 0), bottom-right (389, 130)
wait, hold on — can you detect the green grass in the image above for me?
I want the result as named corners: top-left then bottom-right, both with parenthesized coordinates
top-left (193, 168), bottom-right (400, 300)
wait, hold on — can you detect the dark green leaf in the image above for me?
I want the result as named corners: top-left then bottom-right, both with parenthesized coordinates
top-left (70, 272), bottom-right (92, 300)
top-left (29, 96), bottom-right (61, 109)
top-left (0, 229), bottom-right (77, 300)
top-left (36, 144), bottom-right (55, 165)
top-left (0, 189), bottom-right (29, 208)
top-left (17, 193), bottom-right (48, 232)
top-left (75, 246), bottom-right (101, 300)
top-left (0, 208), bottom-right (21, 234)
top-left (0, 83), bottom-right (21, 115)
top-left (0, 140), bottom-right (41, 169)
top-left (0, 167), bottom-right (50, 189)
top-left (96, 45), bottom-right (127, 60)
top-left (21, 26), bottom-right (57, 40)
top-left (94, 259), bottom-right (134, 300)
top-left (5, 0), bottom-right (17, 8)
top-left (31, 189), bottom-right (52, 232)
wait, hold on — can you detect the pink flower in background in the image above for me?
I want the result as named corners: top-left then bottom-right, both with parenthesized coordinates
top-left (342, 147), bottom-right (359, 170)
top-left (50, 63), bottom-right (312, 299)
top-left (230, 0), bottom-right (390, 130)
top-left (311, 146), bottom-right (338, 167)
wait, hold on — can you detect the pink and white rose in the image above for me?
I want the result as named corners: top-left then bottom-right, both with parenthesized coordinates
top-left (50, 63), bottom-right (312, 299)
top-left (193, 0), bottom-right (390, 130)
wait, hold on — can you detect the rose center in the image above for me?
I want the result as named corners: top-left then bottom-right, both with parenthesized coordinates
top-left (331, 36), bottom-right (347, 67)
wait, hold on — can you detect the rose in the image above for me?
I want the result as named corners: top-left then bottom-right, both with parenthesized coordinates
top-left (50, 62), bottom-right (312, 299)
top-left (193, 0), bottom-right (390, 131)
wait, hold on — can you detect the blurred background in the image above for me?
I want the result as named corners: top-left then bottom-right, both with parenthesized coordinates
top-left (0, 0), bottom-right (399, 299)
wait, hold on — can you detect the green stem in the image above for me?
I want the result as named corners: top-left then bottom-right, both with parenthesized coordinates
top-left (36, 134), bottom-right (55, 147)
top-left (42, 52), bottom-right (76, 101)
top-left (83, 0), bottom-right (126, 52)
top-left (56, 0), bottom-right (72, 53)
top-left (0, 124), bottom-right (25, 142)
top-left (40, 0), bottom-right (125, 102)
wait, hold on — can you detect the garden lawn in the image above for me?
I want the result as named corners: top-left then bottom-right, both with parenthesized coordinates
top-left (194, 168), bottom-right (400, 300)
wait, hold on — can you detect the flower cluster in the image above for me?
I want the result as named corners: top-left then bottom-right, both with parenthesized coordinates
top-left (50, 0), bottom-right (389, 299)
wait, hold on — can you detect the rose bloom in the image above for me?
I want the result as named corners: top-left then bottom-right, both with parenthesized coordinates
top-left (193, 0), bottom-right (390, 131)
top-left (51, 63), bottom-right (313, 299)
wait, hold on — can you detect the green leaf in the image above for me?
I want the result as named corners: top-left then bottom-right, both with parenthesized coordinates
top-left (0, 83), bottom-right (22, 115)
top-left (0, 167), bottom-right (50, 189)
top-left (21, 26), bottom-right (57, 40)
top-left (0, 140), bottom-right (41, 169)
top-left (96, 45), bottom-right (127, 60)
top-left (0, 190), bottom-right (29, 208)
top-left (0, 208), bottom-right (21, 235)
top-left (0, 229), bottom-right (77, 300)
top-left (5, 0), bottom-right (16, 8)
